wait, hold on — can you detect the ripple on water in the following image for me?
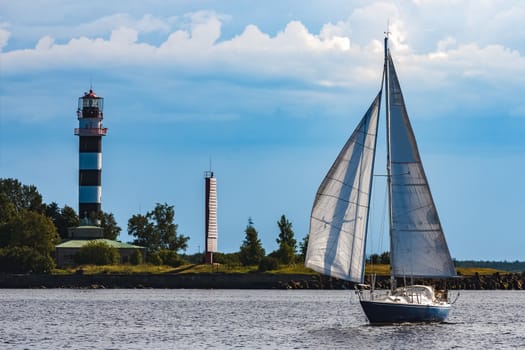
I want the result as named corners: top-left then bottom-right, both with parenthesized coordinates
top-left (0, 289), bottom-right (524, 349)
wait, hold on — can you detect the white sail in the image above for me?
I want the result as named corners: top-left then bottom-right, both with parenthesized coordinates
top-left (305, 92), bottom-right (381, 283)
top-left (387, 54), bottom-right (456, 278)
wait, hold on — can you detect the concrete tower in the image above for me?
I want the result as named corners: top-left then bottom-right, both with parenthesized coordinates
top-left (204, 171), bottom-right (217, 264)
top-left (74, 89), bottom-right (107, 227)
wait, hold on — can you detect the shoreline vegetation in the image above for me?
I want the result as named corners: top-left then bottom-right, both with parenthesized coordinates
top-left (2, 178), bottom-right (524, 290)
top-left (1, 264), bottom-right (524, 290)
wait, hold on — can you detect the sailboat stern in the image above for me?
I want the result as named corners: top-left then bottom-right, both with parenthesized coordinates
top-left (358, 285), bottom-right (452, 324)
top-left (359, 299), bottom-right (451, 324)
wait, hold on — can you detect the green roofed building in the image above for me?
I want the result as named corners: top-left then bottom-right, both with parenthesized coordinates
top-left (56, 239), bottom-right (145, 267)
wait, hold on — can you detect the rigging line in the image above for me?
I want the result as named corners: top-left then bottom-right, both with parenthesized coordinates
top-left (316, 193), bottom-right (369, 208)
top-left (379, 179), bottom-right (388, 256)
top-left (391, 228), bottom-right (442, 233)
top-left (392, 183), bottom-right (428, 187)
top-left (391, 161), bottom-right (422, 164)
top-left (349, 142), bottom-right (377, 152)
top-left (310, 217), bottom-right (360, 235)
top-left (354, 128), bottom-right (378, 137)
top-left (342, 138), bottom-right (377, 151)
top-left (367, 177), bottom-right (375, 266)
top-left (366, 177), bottom-right (388, 263)
top-left (322, 177), bottom-right (371, 194)
top-left (392, 203), bottom-right (434, 217)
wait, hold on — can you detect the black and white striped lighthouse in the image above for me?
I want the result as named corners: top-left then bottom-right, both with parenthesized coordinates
top-left (74, 89), bottom-right (107, 226)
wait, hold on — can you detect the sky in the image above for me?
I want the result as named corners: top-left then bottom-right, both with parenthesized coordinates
top-left (1, 0), bottom-right (524, 261)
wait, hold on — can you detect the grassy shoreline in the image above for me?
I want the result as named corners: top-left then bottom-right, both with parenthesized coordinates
top-left (3, 264), bottom-right (523, 290)
top-left (51, 263), bottom-right (508, 276)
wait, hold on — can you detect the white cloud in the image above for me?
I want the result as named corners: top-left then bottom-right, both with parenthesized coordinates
top-left (1, 3), bottom-right (523, 83)
top-left (136, 14), bottom-right (173, 33)
top-left (436, 37), bottom-right (456, 52)
top-left (1, 2), bottom-right (524, 122)
top-left (426, 43), bottom-right (525, 85)
top-left (187, 11), bottom-right (222, 47)
top-left (0, 12), bottom-right (358, 87)
top-left (110, 27), bottom-right (139, 45)
top-left (35, 36), bottom-right (55, 51)
top-left (319, 21), bottom-right (350, 41)
top-left (0, 24), bottom-right (10, 51)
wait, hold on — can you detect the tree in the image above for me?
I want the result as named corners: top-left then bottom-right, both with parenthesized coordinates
top-left (128, 213), bottom-right (156, 250)
top-left (258, 256), bottom-right (279, 272)
top-left (0, 178), bottom-right (44, 214)
top-left (61, 205), bottom-right (80, 234)
top-left (379, 251), bottom-right (390, 264)
top-left (213, 252), bottom-right (241, 266)
top-left (0, 192), bottom-right (16, 247)
top-left (0, 178), bottom-right (59, 273)
top-left (45, 202), bottom-right (79, 239)
top-left (367, 252), bottom-right (390, 264)
top-left (146, 251), bottom-right (163, 265)
top-left (149, 203), bottom-right (188, 252)
top-left (45, 203), bottom-right (120, 240)
top-left (7, 210), bottom-right (59, 255)
top-left (274, 214), bottom-right (297, 264)
top-left (239, 218), bottom-right (265, 266)
top-left (299, 234), bottom-right (309, 262)
top-left (368, 253), bottom-right (380, 264)
top-left (0, 246), bottom-right (55, 273)
top-left (45, 202), bottom-right (62, 235)
top-left (74, 241), bottom-right (119, 265)
top-left (158, 249), bottom-right (184, 267)
top-left (128, 203), bottom-right (189, 253)
top-left (99, 211), bottom-right (121, 240)
top-left (0, 207), bottom-right (59, 273)
top-left (129, 249), bottom-right (143, 265)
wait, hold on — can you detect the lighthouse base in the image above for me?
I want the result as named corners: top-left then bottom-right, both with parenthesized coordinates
top-left (67, 226), bottom-right (104, 239)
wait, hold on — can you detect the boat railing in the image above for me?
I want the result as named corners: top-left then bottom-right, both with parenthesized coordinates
top-left (449, 291), bottom-right (461, 304)
top-left (355, 284), bottom-right (392, 301)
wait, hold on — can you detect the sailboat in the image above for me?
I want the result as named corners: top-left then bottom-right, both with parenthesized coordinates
top-left (305, 34), bottom-right (456, 324)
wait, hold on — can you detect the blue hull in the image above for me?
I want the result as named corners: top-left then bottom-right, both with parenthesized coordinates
top-left (360, 300), bottom-right (451, 324)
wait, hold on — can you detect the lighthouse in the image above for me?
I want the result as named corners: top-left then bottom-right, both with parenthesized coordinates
top-left (74, 89), bottom-right (107, 227)
top-left (204, 171), bottom-right (218, 264)
top-left (57, 88), bottom-right (145, 264)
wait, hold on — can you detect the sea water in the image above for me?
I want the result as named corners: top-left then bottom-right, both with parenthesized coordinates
top-left (1, 289), bottom-right (524, 349)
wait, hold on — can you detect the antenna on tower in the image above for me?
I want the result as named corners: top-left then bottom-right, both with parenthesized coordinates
top-left (384, 19), bottom-right (391, 38)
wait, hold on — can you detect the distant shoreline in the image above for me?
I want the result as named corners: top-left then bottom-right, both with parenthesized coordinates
top-left (1, 272), bottom-right (524, 290)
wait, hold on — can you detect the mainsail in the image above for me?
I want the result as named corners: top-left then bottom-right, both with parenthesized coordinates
top-left (386, 53), bottom-right (456, 278)
top-left (305, 92), bottom-right (381, 282)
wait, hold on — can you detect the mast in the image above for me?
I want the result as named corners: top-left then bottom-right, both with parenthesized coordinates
top-left (384, 32), bottom-right (395, 290)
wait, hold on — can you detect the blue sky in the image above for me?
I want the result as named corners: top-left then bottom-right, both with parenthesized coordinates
top-left (1, 1), bottom-right (524, 260)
